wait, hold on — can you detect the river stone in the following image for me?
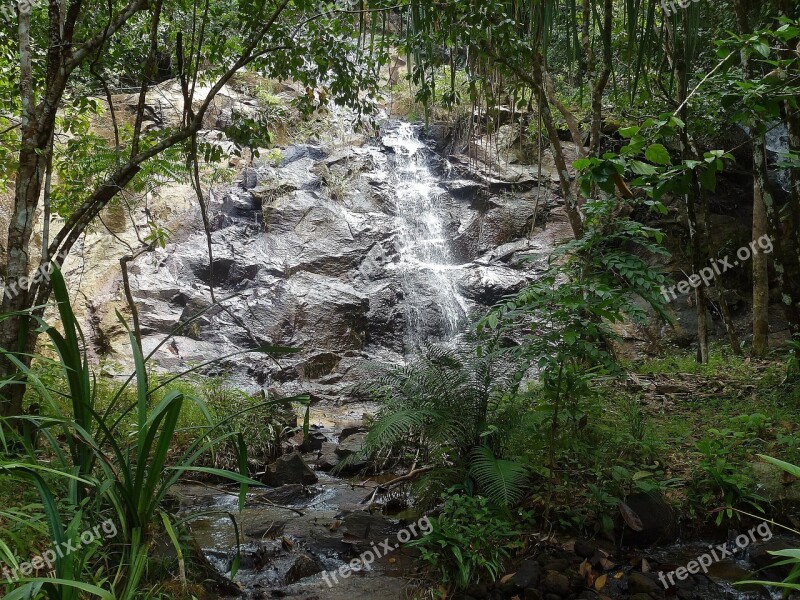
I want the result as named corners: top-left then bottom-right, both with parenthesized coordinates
top-left (620, 492), bottom-right (679, 545)
top-left (244, 520), bottom-right (286, 539)
top-left (752, 460), bottom-right (800, 523)
top-left (750, 538), bottom-right (798, 578)
top-left (261, 452), bottom-right (318, 486)
top-left (312, 442), bottom-right (340, 471)
top-left (340, 511), bottom-right (398, 545)
top-left (284, 553), bottom-right (324, 584)
top-left (251, 484), bottom-right (314, 506)
top-left (574, 539), bottom-right (596, 559)
top-left (339, 426), bottom-right (367, 441)
top-left (303, 431), bottom-right (328, 452)
top-left (511, 559), bottom-right (541, 589)
top-left (335, 432), bottom-right (367, 458)
top-left (627, 572), bottom-right (662, 595)
top-left (541, 570), bottom-right (570, 596)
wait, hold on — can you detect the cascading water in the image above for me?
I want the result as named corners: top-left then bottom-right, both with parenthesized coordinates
top-left (382, 122), bottom-right (467, 347)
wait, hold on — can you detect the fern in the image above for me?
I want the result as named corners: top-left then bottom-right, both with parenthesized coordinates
top-left (362, 408), bottom-right (441, 453)
top-left (469, 446), bottom-right (529, 506)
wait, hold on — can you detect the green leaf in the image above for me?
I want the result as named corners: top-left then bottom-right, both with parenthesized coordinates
top-left (469, 446), bottom-right (529, 505)
top-left (645, 144), bottom-right (671, 165)
top-left (630, 160), bottom-right (657, 175)
top-left (758, 455), bottom-right (800, 479)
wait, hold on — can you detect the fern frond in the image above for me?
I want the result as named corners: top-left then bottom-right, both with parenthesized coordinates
top-left (469, 445), bottom-right (529, 506)
top-left (362, 408), bottom-right (440, 453)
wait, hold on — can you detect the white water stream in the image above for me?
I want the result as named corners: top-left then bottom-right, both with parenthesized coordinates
top-left (382, 122), bottom-right (467, 347)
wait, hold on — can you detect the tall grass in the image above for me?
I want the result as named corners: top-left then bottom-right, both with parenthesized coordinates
top-left (0, 265), bottom-right (298, 598)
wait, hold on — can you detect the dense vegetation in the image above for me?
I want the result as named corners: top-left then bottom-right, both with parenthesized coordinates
top-left (1, 0), bottom-right (800, 597)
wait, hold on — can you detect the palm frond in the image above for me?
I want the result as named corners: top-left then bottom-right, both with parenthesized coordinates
top-left (469, 445), bottom-right (529, 506)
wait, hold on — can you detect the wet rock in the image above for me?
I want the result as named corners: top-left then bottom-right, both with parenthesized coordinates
top-left (280, 144), bottom-right (327, 166)
top-left (313, 442), bottom-right (340, 471)
top-left (443, 179), bottom-right (484, 199)
top-left (511, 559), bottom-right (541, 589)
top-left (574, 539), bottom-right (597, 559)
top-left (620, 492), bottom-right (679, 545)
top-left (752, 461), bottom-right (800, 524)
top-left (335, 432), bottom-right (367, 458)
top-left (541, 570), bottom-right (570, 596)
top-left (222, 189), bottom-right (260, 219)
top-left (339, 426), bottom-right (367, 442)
top-left (245, 521), bottom-right (287, 539)
top-left (751, 538), bottom-right (798, 578)
top-left (340, 511), bottom-right (399, 545)
top-left (628, 572), bottom-right (662, 595)
top-left (260, 452), bottom-right (318, 487)
top-left (251, 484), bottom-right (314, 506)
top-left (284, 553), bottom-right (324, 584)
top-left (542, 558), bottom-right (571, 572)
top-left (455, 264), bottom-right (528, 304)
top-left (113, 120), bottom-right (563, 405)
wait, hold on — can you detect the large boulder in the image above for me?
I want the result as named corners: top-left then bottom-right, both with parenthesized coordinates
top-left (261, 452), bottom-right (318, 487)
top-left (619, 492), bottom-right (679, 546)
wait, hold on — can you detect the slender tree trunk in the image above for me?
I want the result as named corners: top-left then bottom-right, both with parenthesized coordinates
top-left (733, 0), bottom-right (772, 356)
top-left (531, 50), bottom-right (584, 238)
top-left (590, 0), bottom-right (613, 155)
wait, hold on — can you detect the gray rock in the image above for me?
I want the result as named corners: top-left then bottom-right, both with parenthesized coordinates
top-left (335, 432), bottom-right (367, 458)
top-left (251, 484), bottom-right (314, 506)
top-left (541, 570), bottom-right (570, 596)
top-left (511, 559), bottom-right (541, 589)
top-left (341, 511), bottom-right (399, 545)
top-left (313, 442), bottom-right (340, 471)
top-left (284, 553), bottom-right (324, 584)
top-left (261, 452), bottom-right (318, 487)
top-left (627, 572), bottom-right (661, 595)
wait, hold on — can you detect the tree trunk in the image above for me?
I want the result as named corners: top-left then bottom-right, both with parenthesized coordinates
top-left (733, 0), bottom-right (773, 356)
top-left (590, 0), bottom-right (613, 155)
top-left (0, 130), bottom-right (55, 418)
top-left (530, 50), bottom-right (584, 238)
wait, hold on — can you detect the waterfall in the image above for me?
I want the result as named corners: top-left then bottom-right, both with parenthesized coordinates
top-left (382, 122), bottom-right (467, 348)
top-left (765, 122), bottom-right (791, 193)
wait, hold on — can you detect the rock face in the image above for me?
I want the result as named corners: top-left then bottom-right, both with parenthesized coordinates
top-left (105, 117), bottom-right (570, 400)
